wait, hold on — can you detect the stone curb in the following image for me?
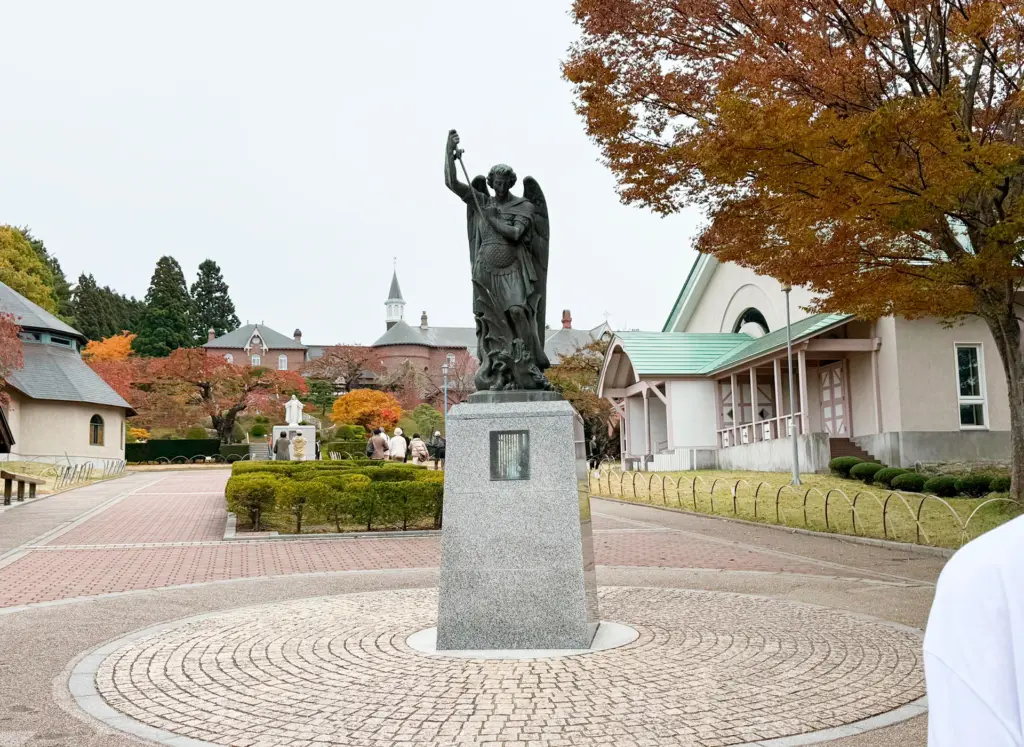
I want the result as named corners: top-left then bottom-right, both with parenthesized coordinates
top-left (594, 495), bottom-right (956, 558)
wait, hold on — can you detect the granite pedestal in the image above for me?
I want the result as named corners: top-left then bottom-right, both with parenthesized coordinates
top-left (436, 393), bottom-right (599, 650)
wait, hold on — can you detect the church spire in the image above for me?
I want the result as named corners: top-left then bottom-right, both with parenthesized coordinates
top-left (385, 263), bottom-right (405, 330)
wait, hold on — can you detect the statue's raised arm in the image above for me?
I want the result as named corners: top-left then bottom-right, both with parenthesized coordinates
top-left (444, 130), bottom-right (470, 200)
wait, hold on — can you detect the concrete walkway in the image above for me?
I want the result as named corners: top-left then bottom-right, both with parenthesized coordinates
top-left (0, 468), bottom-right (945, 746)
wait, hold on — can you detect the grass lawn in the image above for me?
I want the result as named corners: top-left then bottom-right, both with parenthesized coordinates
top-left (590, 468), bottom-right (1021, 550)
top-left (1, 460), bottom-right (121, 496)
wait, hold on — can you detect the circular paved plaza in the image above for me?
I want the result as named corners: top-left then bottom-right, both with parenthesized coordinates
top-left (76, 586), bottom-right (926, 747)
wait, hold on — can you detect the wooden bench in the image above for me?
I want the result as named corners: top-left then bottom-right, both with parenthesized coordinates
top-left (1, 470), bottom-right (45, 505)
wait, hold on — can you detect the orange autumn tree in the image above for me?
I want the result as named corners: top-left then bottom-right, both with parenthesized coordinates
top-left (149, 349), bottom-right (307, 443)
top-left (330, 389), bottom-right (402, 433)
top-left (566, 0), bottom-right (1024, 498)
top-left (82, 332), bottom-right (136, 362)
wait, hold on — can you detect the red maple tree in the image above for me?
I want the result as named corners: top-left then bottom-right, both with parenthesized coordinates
top-left (0, 313), bottom-right (23, 406)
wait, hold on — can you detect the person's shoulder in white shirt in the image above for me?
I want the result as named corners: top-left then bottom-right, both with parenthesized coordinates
top-left (925, 514), bottom-right (1024, 746)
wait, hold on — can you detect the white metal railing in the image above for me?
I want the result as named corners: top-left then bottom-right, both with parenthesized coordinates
top-left (718, 413), bottom-right (803, 449)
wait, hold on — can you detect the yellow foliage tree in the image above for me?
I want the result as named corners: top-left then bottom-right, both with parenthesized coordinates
top-left (0, 226), bottom-right (57, 313)
top-left (330, 389), bottom-right (402, 433)
top-left (82, 332), bottom-right (136, 362)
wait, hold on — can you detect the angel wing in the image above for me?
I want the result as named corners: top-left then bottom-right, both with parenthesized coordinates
top-left (466, 175), bottom-right (489, 268)
top-left (523, 176), bottom-right (549, 347)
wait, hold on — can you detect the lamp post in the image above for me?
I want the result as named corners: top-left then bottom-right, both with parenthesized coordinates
top-left (783, 283), bottom-right (801, 486)
top-left (441, 352), bottom-right (456, 436)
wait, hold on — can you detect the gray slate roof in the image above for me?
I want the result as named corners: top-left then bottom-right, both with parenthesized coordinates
top-left (204, 323), bottom-right (307, 350)
top-left (387, 271), bottom-right (403, 301)
top-left (371, 321), bottom-right (611, 362)
top-left (6, 343), bottom-right (134, 412)
top-left (0, 281), bottom-right (85, 343)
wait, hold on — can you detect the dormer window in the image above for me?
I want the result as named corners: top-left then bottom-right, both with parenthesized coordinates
top-left (50, 336), bottom-right (72, 346)
top-left (18, 331), bottom-right (41, 342)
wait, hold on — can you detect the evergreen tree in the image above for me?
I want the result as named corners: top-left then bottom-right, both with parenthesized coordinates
top-left (19, 227), bottom-right (73, 321)
top-left (72, 274), bottom-right (147, 341)
top-left (190, 259), bottom-right (239, 343)
top-left (133, 256), bottom-right (193, 357)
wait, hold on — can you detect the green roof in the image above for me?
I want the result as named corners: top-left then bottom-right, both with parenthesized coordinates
top-left (700, 313), bottom-right (851, 373)
top-left (613, 332), bottom-right (753, 376)
top-left (610, 313), bottom-right (853, 378)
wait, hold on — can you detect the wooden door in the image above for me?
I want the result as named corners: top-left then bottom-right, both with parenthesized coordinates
top-left (819, 362), bottom-right (849, 436)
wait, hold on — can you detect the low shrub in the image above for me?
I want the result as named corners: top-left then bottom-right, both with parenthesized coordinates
top-left (220, 444), bottom-right (249, 460)
top-left (250, 424), bottom-right (268, 438)
top-left (955, 474), bottom-right (993, 498)
top-left (873, 467), bottom-right (909, 488)
top-left (829, 456), bottom-right (863, 477)
top-left (989, 476), bottom-right (1012, 493)
top-left (923, 476), bottom-right (958, 498)
top-left (186, 426), bottom-right (209, 439)
top-left (849, 462), bottom-right (885, 483)
top-left (226, 474), bottom-right (279, 530)
top-left (891, 473), bottom-right (926, 493)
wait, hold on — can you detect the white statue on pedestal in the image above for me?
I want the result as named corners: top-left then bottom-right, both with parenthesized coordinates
top-left (285, 395), bottom-right (304, 427)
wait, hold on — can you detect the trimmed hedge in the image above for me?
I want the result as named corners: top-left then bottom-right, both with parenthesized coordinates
top-left (225, 459), bottom-right (442, 533)
top-left (891, 473), bottom-right (927, 493)
top-left (923, 476), bottom-right (958, 498)
top-left (873, 467), bottom-right (908, 488)
top-left (324, 440), bottom-right (367, 457)
top-left (849, 462), bottom-right (885, 483)
top-left (219, 444), bottom-right (249, 460)
top-left (955, 474), bottom-right (993, 498)
top-left (829, 456), bottom-right (863, 477)
top-left (127, 439), bottom-right (221, 463)
top-left (989, 476), bottom-right (1012, 493)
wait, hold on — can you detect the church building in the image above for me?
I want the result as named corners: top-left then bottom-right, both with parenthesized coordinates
top-left (368, 270), bottom-right (611, 380)
top-left (599, 254), bottom-right (1019, 472)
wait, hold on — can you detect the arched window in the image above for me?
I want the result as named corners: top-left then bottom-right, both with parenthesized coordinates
top-left (732, 308), bottom-right (770, 337)
top-left (225, 353), bottom-right (234, 364)
top-left (251, 354), bottom-right (261, 366)
top-left (278, 354), bottom-right (288, 371)
top-left (89, 415), bottom-right (104, 446)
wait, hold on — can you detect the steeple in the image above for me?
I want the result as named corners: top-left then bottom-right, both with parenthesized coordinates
top-left (385, 264), bottom-right (405, 330)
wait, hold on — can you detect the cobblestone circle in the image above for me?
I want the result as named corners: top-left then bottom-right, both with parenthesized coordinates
top-left (92, 587), bottom-right (924, 747)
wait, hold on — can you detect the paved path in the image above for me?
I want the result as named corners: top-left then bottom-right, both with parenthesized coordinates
top-left (0, 468), bottom-right (946, 746)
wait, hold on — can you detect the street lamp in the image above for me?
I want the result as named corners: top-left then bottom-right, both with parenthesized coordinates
top-left (783, 283), bottom-right (801, 486)
top-left (441, 352), bottom-right (456, 436)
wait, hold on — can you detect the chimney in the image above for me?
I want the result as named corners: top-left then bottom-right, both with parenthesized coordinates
top-left (561, 309), bottom-right (572, 329)
top-left (293, 328), bottom-right (302, 343)
top-left (207, 327), bottom-right (216, 342)
top-left (420, 311), bottom-right (428, 330)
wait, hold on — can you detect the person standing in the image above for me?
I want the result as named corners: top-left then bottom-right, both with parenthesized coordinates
top-left (368, 428), bottom-right (389, 461)
top-left (272, 430), bottom-right (291, 461)
top-left (409, 433), bottom-right (430, 465)
top-left (389, 427), bottom-right (407, 462)
top-left (924, 514), bottom-right (1024, 745)
top-left (292, 432), bottom-right (308, 461)
top-left (430, 430), bottom-right (446, 470)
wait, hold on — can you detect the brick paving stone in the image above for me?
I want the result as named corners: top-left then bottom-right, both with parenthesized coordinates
top-left (92, 587), bottom-right (925, 747)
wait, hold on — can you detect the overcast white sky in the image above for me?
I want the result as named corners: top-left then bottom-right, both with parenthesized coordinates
top-left (0, 0), bottom-right (702, 345)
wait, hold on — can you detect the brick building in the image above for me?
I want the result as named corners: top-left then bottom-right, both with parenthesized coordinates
top-left (203, 324), bottom-right (308, 371)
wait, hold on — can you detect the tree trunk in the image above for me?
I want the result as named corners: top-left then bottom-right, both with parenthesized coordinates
top-left (980, 299), bottom-right (1024, 503)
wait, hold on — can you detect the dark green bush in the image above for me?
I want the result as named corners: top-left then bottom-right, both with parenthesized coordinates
top-left (250, 424), bottom-right (268, 438)
top-left (923, 476), bottom-right (958, 498)
top-left (829, 456), bottom-right (863, 477)
top-left (220, 444), bottom-right (249, 460)
top-left (127, 438), bottom-right (221, 463)
top-left (891, 473), bottom-right (927, 493)
top-left (955, 474), bottom-right (993, 497)
top-left (226, 474), bottom-right (279, 530)
top-left (186, 426), bottom-right (209, 439)
top-left (334, 424), bottom-right (366, 439)
top-left (989, 476), bottom-right (1012, 493)
top-left (873, 467), bottom-right (909, 488)
top-left (366, 466), bottom-right (421, 482)
top-left (849, 462), bottom-right (885, 483)
top-left (324, 440), bottom-right (366, 458)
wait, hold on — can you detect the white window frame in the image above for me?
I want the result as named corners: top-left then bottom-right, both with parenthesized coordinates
top-left (251, 354), bottom-right (261, 366)
top-left (278, 354), bottom-right (288, 371)
top-left (953, 342), bottom-right (988, 430)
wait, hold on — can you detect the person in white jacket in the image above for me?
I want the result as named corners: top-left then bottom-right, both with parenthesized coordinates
top-left (924, 513), bottom-right (1024, 746)
top-left (388, 427), bottom-right (407, 462)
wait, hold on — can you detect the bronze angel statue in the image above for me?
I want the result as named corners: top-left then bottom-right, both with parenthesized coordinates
top-left (444, 129), bottom-right (552, 391)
